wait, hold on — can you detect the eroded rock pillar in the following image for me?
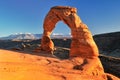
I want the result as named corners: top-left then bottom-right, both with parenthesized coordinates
top-left (70, 22), bottom-right (99, 58)
top-left (40, 7), bottom-right (60, 53)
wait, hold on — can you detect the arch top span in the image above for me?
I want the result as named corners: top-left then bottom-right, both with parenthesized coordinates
top-left (43, 6), bottom-right (81, 36)
top-left (40, 6), bottom-right (99, 58)
top-left (51, 6), bottom-right (77, 13)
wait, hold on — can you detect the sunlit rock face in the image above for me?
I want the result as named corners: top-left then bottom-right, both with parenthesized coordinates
top-left (40, 6), bottom-right (99, 57)
top-left (0, 50), bottom-right (119, 80)
top-left (39, 6), bottom-right (108, 79)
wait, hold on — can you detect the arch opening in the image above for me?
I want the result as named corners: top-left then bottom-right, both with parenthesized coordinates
top-left (51, 21), bottom-right (71, 37)
top-left (40, 6), bottom-right (99, 57)
top-left (51, 21), bottom-right (71, 49)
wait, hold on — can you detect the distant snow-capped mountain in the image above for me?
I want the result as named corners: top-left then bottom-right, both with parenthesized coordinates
top-left (51, 33), bottom-right (71, 39)
top-left (0, 33), bottom-right (71, 40)
top-left (0, 33), bottom-right (43, 40)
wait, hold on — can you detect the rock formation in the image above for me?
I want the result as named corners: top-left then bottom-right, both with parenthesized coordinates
top-left (40, 6), bottom-right (99, 58)
top-left (40, 36), bottom-right (54, 54)
top-left (0, 49), bottom-right (119, 80)
top-left (39, 6), bottom-right (109, 79)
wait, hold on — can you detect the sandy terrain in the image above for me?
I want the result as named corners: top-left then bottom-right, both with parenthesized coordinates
top-left (0, 49), bottom-right (64, 80)
top-left (0, 49), bottom-right (119, 80)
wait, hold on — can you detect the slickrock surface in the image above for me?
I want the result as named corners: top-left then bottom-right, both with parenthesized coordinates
top-left (0, 49), bottom-right (119, 80)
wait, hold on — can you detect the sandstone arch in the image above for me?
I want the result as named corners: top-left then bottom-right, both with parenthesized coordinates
top-left (40, 6), bottom-right (99, 57)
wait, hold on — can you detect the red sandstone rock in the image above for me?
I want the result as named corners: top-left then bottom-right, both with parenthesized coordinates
top-left (40, 6), bottom-right (99, 57)
top-left (34, 6), bottom-right (120, 80)
top-left (0, 49), bottom-right (119, 80)
top-left (40, 36), bottom-right (54, 54)
top-left (39, 6), bottom-right (107, 79)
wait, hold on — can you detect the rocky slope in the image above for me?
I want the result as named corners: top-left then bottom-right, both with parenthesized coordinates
top-left (93, 32), bottom-right (120, 58)
top-left (99, 54), bottom-right (120, 78)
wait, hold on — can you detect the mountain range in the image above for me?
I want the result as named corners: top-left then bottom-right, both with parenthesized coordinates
top-left (0, 33), bottom-right (71, 40)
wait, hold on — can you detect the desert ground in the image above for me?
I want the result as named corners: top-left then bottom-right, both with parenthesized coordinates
top-left (0, 37), bottom-right (120, 80)
top-left (0, 48), bottom-right (120, 80)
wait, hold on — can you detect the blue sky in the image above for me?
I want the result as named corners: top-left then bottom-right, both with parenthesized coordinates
top-left (0, 0), bottom-right (120, 37)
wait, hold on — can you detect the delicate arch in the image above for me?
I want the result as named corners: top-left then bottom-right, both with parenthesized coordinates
top-left (40, 6), bottom-right (99, 57)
